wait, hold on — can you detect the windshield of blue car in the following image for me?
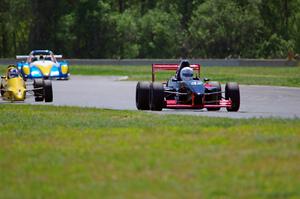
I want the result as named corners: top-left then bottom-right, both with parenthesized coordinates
top-left (31, 55), bottom-right (53, 62)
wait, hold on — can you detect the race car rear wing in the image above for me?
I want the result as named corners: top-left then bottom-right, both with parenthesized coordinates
top-left (152, 64), bottom-right (201, 82)
top-left (16, 55), bottom-right (63, 59)
top-left (54, 55), bottom-right (63, 59)
top-left (16, 55), bottom-right (29, 59)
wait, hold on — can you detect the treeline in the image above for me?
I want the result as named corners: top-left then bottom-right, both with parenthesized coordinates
top-left (0, 0), bottom-right (299, 58)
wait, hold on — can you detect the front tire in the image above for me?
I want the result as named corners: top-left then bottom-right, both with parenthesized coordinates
top-left (0, 83), bottom-right (4, 96)
top-left (44, 80), bottom-right (53, 102)
top-left (136, 81), bottom-right (150, 110)
top-left (33, 79), bottom-right (44, 102)
top-left (149, 82), bottom-right (164, 111)
top-left (225, 82), bottom-right (240, 112)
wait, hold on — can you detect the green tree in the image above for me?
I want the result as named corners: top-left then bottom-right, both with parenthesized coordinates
top-left (138, 8), bottom-right (183, 58)
top-left (258, 0), bottom-right (300, 57)
top-left (292, 3), bottom-right (300, 54)
top-left (9, 0), bottom-right (31, 55)
top-left (71, 0), bottom-right (116, 58)
top-left (257, 33), bottom-right (295, 58)
top-left (0, 0), bottom-right (31, 57)
top-left (112, 10), bottom-right (140, 58)
top-left (29, 0), bottom-right (63, 50)
top-left (0, 0), bottom-right (299, 58)
top-left (0, 0), bottom-right (11, 57)
top-left (188, 0), bottom-right (263, 58)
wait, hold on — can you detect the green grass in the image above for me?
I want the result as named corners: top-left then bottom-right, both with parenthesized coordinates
top-left (70, 65), bottom-right (300, 87)
top-left (1, 104), bottom-right (300, 199)
top-left (1, 64), bottom-right (300, 87)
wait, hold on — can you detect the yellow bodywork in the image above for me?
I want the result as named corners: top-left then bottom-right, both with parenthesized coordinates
top-left (23, 65), bottom-right (30, 75)
top-left (1, 67), bottom-right (26, 101)
top-left (61, 65), bottom-right (69, 74)
top-left (34, 61), bottom-right (53, 76)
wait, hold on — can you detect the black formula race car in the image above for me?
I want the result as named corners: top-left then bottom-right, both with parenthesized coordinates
top-left (136, 60), bottom-right (240, 111)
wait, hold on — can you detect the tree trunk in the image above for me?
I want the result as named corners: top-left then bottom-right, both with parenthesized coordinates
top-left (119, 0), bottom-right (124, 13)
top-left (283, 0), bottom-right (289, 39)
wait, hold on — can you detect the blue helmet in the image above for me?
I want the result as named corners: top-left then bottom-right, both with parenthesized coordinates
top-left (8, 68), bottom-right (19, 78)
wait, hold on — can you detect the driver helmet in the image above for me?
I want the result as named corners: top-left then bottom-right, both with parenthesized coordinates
top-left (179, 60), bottom-right (190, 68)
top-left (39, 55), bottom-right (44, 60)
top-left (180, 67), bottom-right (193, 81)
top-left (8, 68), bottom-right (19, 79)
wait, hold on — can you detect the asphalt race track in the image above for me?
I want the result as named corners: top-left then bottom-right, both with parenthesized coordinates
top-left (24, 75), bottom-right (300, 119)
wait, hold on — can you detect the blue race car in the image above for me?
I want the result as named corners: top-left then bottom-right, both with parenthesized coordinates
top-left (16, 50), bottom-right (70, 80)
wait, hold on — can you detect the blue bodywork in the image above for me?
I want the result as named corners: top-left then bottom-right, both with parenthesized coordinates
top-left (16, 50), bottom-right (70, 80)
top-left (166, 77), bottom-right (207, 104)
top-left (166, 75), bottom-right (220, 105)
top-left (167, 78), bottom-right (205, 94)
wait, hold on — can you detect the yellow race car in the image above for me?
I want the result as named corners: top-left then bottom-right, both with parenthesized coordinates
top-left (0, 65), bottom-right (53, 102)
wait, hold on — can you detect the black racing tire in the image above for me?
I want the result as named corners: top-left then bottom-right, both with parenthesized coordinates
top-left (225, 82), bottom-right (240, 112)
top-left (136, 81), bottom-right (150, 110)
top-left (33, 79), bottom-right (44, 102)
top-left (206, 81), bottom-right (221, 111)
top-left (149, 82), bottom-right (164, 111)
top-left (0, 83), bottom-right (4, 96)
top-left (44, 80), bottom-right (53, 102)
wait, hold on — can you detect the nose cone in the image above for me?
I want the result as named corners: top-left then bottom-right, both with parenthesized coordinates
top-left (43, 68), bottom-right (51, 77)
top-left (194, 93), bottom-right (204, 105)
top-left (6, 78), bottom-right (26, 101)
top-left (196, 93), bottom-right (204, 98)
top-left (12, 90), bottom-right (25, 101)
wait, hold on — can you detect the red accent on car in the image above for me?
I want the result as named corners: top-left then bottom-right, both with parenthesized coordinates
top-left (165, 99), bottom-right (232, 109)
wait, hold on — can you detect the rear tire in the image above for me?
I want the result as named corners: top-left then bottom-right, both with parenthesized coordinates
top-left (225, 82), bottom-right (240, 112)
top-left (149, 82), bottom-right (164, 111)
top-left (33, 79), bottom-right (44, 102)
top-left (206, 81), bottom-right (221, 111)
top-left (136, 81), bottom-right (150, 110)
top-left (44, 80), bottom-right (53, 102)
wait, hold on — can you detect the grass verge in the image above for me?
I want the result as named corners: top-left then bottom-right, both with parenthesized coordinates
top-left (70, 65), bottom-right (300, 87)
top-left (1, 104), bottom-right (300, 198)
top-left (1, 65), bottom-right (300, 87)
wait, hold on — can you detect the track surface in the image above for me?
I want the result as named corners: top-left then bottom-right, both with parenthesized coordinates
top-left (23, 76), bottom-right (300, 118)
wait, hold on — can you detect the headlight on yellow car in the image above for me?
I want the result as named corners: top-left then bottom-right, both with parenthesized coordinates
top-left (23, 65), bottom-right (30, 75)
top-left (61, 65), bottom-right (68, 74)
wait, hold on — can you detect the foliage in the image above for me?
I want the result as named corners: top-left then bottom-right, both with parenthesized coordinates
top-left (71, 0), bottom-right (115, 58)
top-left (0, 0), bottom-right (299, 58)
top-left (189, 0), bottom-right (264, 58)
top-left (112, 10), bottom-right (140, 58)
top-left (258, 34), bottom-right (295, 58)
top-left (138, 8), bottom-right (183, 58)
